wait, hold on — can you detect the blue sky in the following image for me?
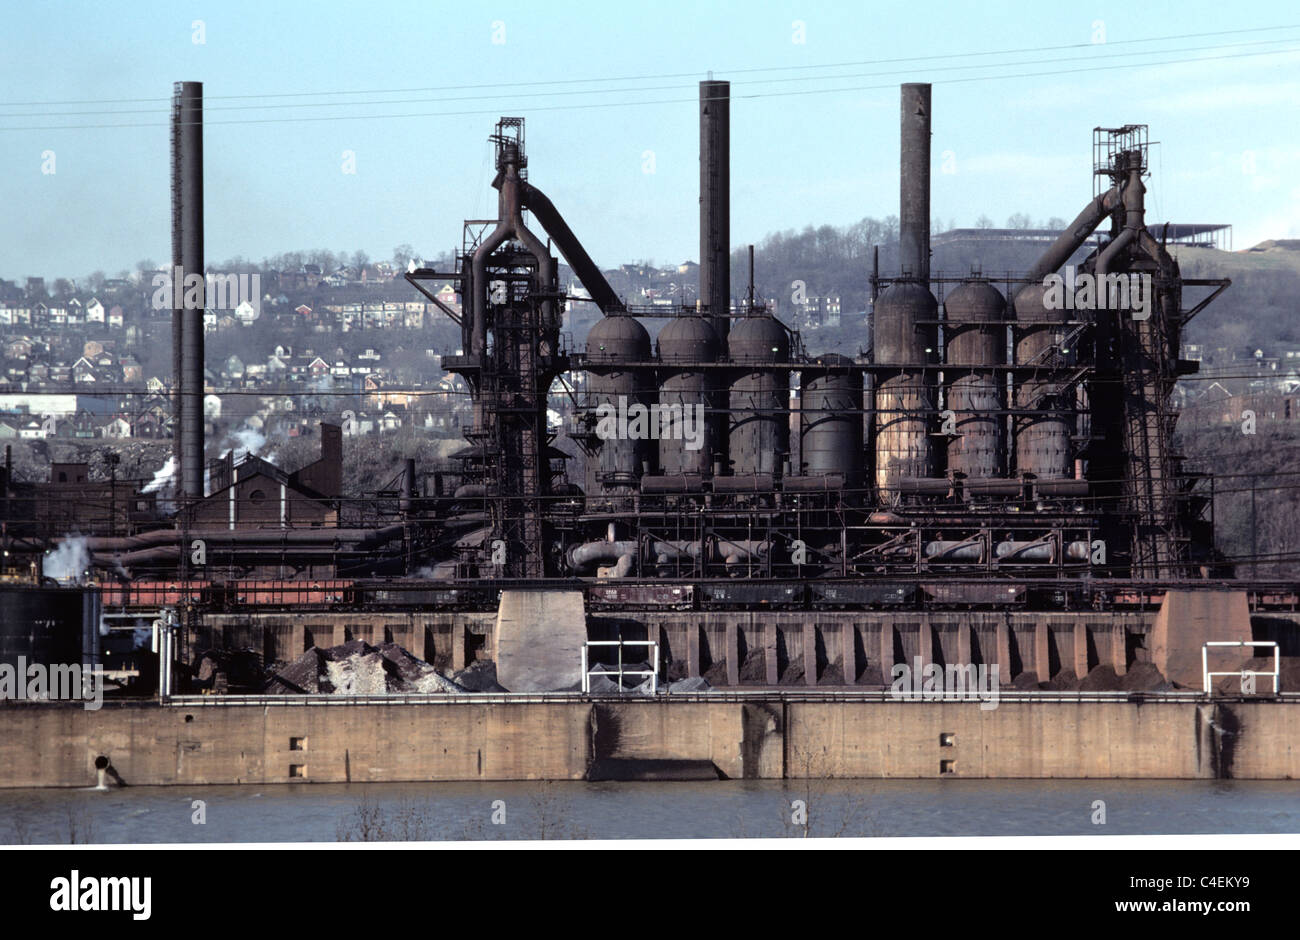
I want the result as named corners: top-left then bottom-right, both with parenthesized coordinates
top-left (2, 0), bottom-right (1298, 280)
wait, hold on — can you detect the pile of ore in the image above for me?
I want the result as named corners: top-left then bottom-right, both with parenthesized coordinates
top-left (265, 640), bottom-right (467, 695)
top-left (584, 662), bottom-right (712, 694)
top-left (450, 659), bottom-right (507, 692)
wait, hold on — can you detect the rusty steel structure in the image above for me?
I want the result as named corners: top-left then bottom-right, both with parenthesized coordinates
top-left (395, 83), bottom-right (1229, 589)
top-left (5, 80), bottom-right (1238, 611)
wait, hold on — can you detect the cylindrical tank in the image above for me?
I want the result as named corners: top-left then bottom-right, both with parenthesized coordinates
top-left (727, 315), bottom-right (790, 476)
top-left (586, 315), bottom-right (652, 496)
top-left (656, 315), bottom-right (721, 475)
top-left (1013, 283), bottom-right (1073, 480)
top-left (799, 354), bottom-right (862, 483)
top-left (944, 278), bottom-right (1006, 484)
top-left (873, 278), bottom-right (938, 502)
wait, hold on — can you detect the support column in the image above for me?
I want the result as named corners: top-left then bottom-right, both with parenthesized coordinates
top-left (995, 618), bottom-right (1012, 682)
top-left (842, 623), bottom-right (858, 686)
top-left (803, 623), bottom-right (817, 687)
top-left (1034, 619), bottom-right (1051, 681)
top-left (725, 621), bottom-right (739, 686)
top-left (453, 622), bottom-right (466, 673)
top-left (764, 621), bottom-right (778, 685)
top-left (878, 622), bottom-right (895, 685)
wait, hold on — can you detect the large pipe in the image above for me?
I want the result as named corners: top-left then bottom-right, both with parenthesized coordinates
top-left (568, 540), bottom-right (639, 570)
top-left (699, 80), bottom-right (730, 339)
top-left (899, 83), bottom-right (931, 284)
top-left (469, 139), bottom-right (556, 357)
top-left (1019, 186), bottom-right (1121, 296)
top-left (519, 181), bottom-right (624, 313)
top-left (79, 525), bottom-right (407, 553)
top-left (172, 81), bottom-right (205, 501)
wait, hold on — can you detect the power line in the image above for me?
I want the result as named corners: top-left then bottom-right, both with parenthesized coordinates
top-left (12, 35), bottom-right (1299, 119)
top-left (2, 22), bottom-right (1297, 108)
top-left (3, 43), bottom-right (1299, 131)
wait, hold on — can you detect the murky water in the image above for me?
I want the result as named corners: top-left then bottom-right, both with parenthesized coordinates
top-left (1, 779), bottom-right (1298, 843)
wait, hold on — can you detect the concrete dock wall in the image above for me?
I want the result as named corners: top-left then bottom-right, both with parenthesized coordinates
top-left (1, 697), bottom-right (1297, 788)
top-left (200, 610), bottom-right (1156, 687)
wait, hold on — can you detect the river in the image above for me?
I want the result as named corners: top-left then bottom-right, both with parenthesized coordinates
top-left (2, 778), bottom-right (1298, 843)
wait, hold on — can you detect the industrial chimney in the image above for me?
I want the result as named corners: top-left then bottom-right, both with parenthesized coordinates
top-left (899, 82), bottom-right (931, 284)
top-left (699, 79), bottom-right (730, 339)
top-left (171, 81), bottom-right (205, 502)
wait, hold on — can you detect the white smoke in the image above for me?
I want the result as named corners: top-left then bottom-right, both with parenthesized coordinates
top-left (216, 422), bottom-right (275, 466)
top-left (142, 455), bottom-right (176, 493)
top-left (44, 536), bottom-right (90, 584)
top-left (227, 425), bottom-right (267, 459)
top-left (142, 455), bottom-right (177, 513)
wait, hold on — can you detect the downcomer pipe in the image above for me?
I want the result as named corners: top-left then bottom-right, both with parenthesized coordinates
top-left (172, 81), bottom-right (205, 501)
top-left (700, 80), bottom-right (730, 339)
top-left (1018, 186), bottom-right (1122, 299)
top-left (470, 140), bottom-right (556, 356)
top-left (899, 83), bottom-right (931, 284)
top-left (519, 181), bottom-right (624, 313)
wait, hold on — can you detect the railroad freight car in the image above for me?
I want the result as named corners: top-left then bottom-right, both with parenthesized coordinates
top-left (700, 582), bottom-right (803, 609)
top-left (587, 583), bottom-right (695, 610)
top-left (809, 581), bottom-right (916, 609)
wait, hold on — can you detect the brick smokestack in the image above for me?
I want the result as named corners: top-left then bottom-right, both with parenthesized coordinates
top-left (699, 79), bottom-right (730, 338)
top-left (899, 82), bottom-right (931, 284)
top-left (171, 81), bottom-right (205, 501)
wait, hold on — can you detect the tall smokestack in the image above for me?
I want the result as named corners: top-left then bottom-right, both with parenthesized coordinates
top-left (699, 79), bottom-right (730, 339)
top-left (171, 81), bottom-right (205, 501)
top-left (899, 83), bottom-right (931, 284)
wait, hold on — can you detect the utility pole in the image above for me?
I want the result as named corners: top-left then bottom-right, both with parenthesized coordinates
top-left (1251, 474), bottom-right (1257, 578)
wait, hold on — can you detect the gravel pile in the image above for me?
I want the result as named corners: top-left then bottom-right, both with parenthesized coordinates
top-left (265, 640), bottom-right (467, 694)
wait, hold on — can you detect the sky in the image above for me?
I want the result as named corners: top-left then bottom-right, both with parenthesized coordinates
top-left (2, 0), bottom-right (1299, 281)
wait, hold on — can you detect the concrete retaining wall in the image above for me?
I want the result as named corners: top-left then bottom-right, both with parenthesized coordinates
top-left (2, 697), bottom-right (1297, 788)
top-left (200, 610), bottom-right (1156, 687)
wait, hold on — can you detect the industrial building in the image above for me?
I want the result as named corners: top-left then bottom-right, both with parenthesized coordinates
top-left (2, 78), bottom-right (1294, 700)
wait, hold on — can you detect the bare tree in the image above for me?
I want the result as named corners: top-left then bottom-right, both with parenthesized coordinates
top-left (782, 741), bottom-right (880, 839)
top-left (64, 806), bottom-right (97, 844)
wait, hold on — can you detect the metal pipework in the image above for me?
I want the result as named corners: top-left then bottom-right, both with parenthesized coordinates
top-left (993, 539), bottom-right (1092, 563)
top-left (994, 539), bottom-right (1056, 563)
top-left (700, 80), bottom-right (730, 339)
top-left (469, 140), bottom-right (556, 356)
top-left (1097, 156), bottom-right (1146, 277)
top-left (519, 181), bottom-right (623, 313)
top-left (899, 83), bottom-right (931, 284)
top-left (171, 81), bottom-right (205, 501)
top-left (568, 539), bottom-right (639, 572)
top-left (923, 540), bottom-right (984, 562)
top-left (1017, 186), bottom-right (1121, 299)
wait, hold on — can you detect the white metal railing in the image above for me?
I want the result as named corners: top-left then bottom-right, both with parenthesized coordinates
top-left (581, 640), bottom-right (658, 694)
top-left (1202, 640), bottom-right (1280, 694)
